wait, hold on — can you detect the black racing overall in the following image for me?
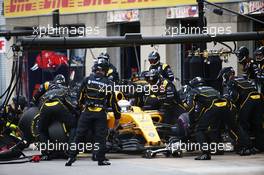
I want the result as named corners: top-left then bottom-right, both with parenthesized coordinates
top-left (227, 77), bottom-right (264, 151)
top-left (189, 86), bottom-right (247, 154)
top-left (149, 63), bottom-right (175, 82)
top-left (38, 87), bottom-right (77, 156)
top-left (68, 73), bottom-right (121, 162)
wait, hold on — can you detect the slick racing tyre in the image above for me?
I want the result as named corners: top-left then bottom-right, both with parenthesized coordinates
top-left (48, 121), bottom-right (68, 143)
top-left (18, 107), bottom-right (40, 143)
top-left (47, 122), bottom-right (69, 158)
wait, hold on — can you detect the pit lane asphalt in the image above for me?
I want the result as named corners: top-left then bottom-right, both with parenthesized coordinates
top-left (1, 150), bottom-right (264, 175)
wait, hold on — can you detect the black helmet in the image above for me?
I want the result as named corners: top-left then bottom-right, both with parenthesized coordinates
top-left (148, 51), bottom-right (160, 65)
top-left (217, 67), bottom-right (235, 83)
top-left (94, 58), bottom-right (109, 72)
top-left (189, 77), bottom-right (206, 87)
top-left (12, 95), bottom-right (27, 110)
top-left (145, 69), bottom-right (160, 84)
top-left (54, 74), bottom-right (66, 85)
top-left (235, 46), bottom-right (249, 63)
top-left (254, 46), bottom-right (264, 62)
top-left (98, 52), bottom-right (110, 62)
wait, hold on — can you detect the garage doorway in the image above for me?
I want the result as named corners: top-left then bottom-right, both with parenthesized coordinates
top-left (120, 22), bottom-right (141, 79)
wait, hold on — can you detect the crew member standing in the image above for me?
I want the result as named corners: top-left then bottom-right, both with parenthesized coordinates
top-left (65, 59), bottom-right (121, 166)
top-left (235, 46), bottom-right (256, 79)
top-left (148, 51), bottom-right (175, 82)
top-left (94, 52), bottom-right (120, 83)
top-left (254, 46), bottom-right (264, 68)
top-left (254, 46), bottom-right (264, 94)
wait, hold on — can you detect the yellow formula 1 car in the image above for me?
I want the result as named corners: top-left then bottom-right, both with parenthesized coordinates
top-left (107, 100), bottom-right (183, 158)
top-left (107, 102), bottom-right (162, 150)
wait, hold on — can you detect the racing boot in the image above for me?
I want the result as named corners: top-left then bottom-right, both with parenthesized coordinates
top-left (98, 160), bottom-right (111, 166)
top-left (237, 147), bottom-right (251, 156)
top-left (65, 157), bottom-right (76, 166)
top-left (92, 153), bottom-right (109, 161)
top-left (250, 147), bottom-right (260, 155)
top-left (195, 152), bottom-right (211, 160)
